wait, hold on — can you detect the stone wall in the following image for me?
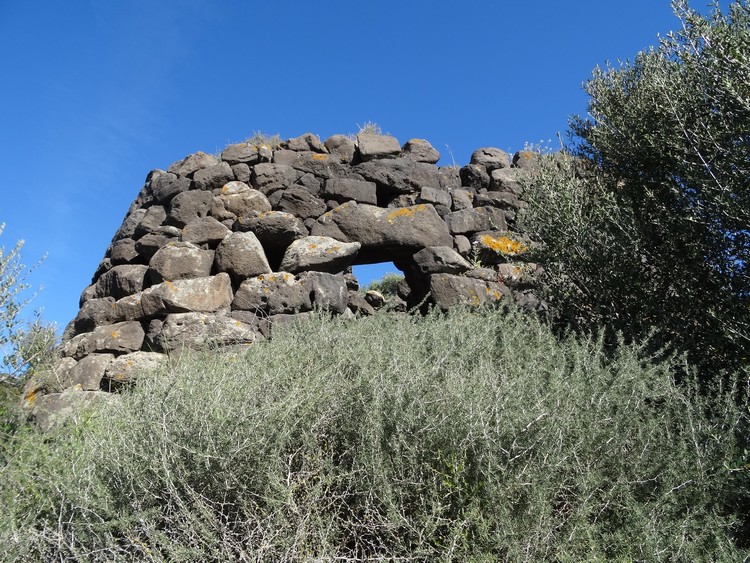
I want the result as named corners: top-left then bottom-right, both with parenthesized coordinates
top-left (22, 131), bottom-right (543, 429)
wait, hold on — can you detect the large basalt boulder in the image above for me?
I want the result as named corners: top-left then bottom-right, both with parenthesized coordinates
top-left (324, 134), bottom-right (356, 163)
top-left (284, 132), bottom-right (327, 153)
top-left (72, 297), bottom-right (118, 334)
top-left (279, 236), bottom-right (361, 274)
top-left (221, 142), bottom-right (262, 165)
top-left (61, 321), bottom-right (146, 360)
top-left (412, 246), bottom-right (472, 276)
top-left (101, 351), bottom-right (168, 390)
top-left (251, 163), bottom-right (299, 195)
top-left (168, 151), bottom-right (218, 177)
top-left (269, 186), bottom-right (328, 219)
top-left (429, 273), bottom-right (509, 311)
top-left (470, 147), bottom-right (511, 171)
top-left (167, 190), bottom-right (214, 227)
top-left (214, 232), bottom-right (272, 281)
top-left (298, 271), bottom-right (348, 314)
top-left (192, 161), bottom-right (234, 191)
top-left (148, 242), bottom-right (214, 282)
top-left (64, 353), bottom-right (114, 390)
top-left (141, 273), bottom-right (234, 317)
top-left (312, 202), bottom-right (452, 262)
top-left (357, 133), bottom-right (402, 161)
top-left (444, 206), bottom-right (508, 235)
top-left (321, 178), bottom-right (378, 205)
top-left (232, 272), bottom-right (312, 315)
top-left (148, 312), bottom-right (258, 351)
top-left (402, 139), bottom-right (440, 164)
top-left (234, 211), bottom-right (308, 268)
top-left (180, 216), bottom-right (231, 247)
top-left (216, 181), bottom-right (271, 217)
top-left (94, 265), bottom-right (149, 300)
top-left (355, 158), bottom-right (442, 196)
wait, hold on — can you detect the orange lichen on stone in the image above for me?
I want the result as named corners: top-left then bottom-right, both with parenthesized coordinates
top-left (485, 286), bottom-right (502, 300)
top-left (24, 387), bottom-right (38, 406)
top-left (308, 243), bottom-right (318, 249)
top-left (480, 234), bottom-right (527, 255)
top-left (387, 204), bottom-right (426, 224)
top-left (312, 154), bottom-right (328, 161)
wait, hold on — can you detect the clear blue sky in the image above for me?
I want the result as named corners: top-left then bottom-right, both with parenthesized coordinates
top-left (0, 0), bottom-right (729, 332)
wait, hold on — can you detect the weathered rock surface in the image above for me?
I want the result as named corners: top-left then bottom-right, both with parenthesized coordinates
top-left (402, 139), bottom-right (440, 164)
top-left (430, 274), bottom-right (509, 311)
top-left (313, 202), bottom-right (452, 262)
top-left (149, 242), bottom-right (214, 282)
top-left (279, 236), bottom-right (361, 274)
top-left (412, 246), bottom-right (472, 276)
top-left (141, 273), bottom-right (233, 317)
top-left (149, 312), bottom-right (258, 351)
top-left (62, 321), bottom-right (145, 360)
top-left (233, 272), bottom-right (312, 315)
top-left (357, 133), bottom-right (401, 161)
top-left (214, 232), bottom-right (272, 281)
top-left (356, 158), bottom-right (442, 196)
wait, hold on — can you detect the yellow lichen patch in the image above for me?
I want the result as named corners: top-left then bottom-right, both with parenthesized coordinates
top-left (485, 286), bottom-right (502, 301)
top-left (110, 330), bottom-right (121, 339)
top-left (480, 234), bottom-right (527, 255)
top-left (387, 204), bottom-right (426, 224)
top-left (221, 184), bottom-right (230, 193)
top-left (164, 280), bottom-right (178, 292)
top-left (328, 245), bottom-right (341, 253)
top-left (312, 153), bottom-right (328, 161)
top-left (24, 388), bottom-right (38, 406)
top-left (468, 290), bottom-right (481, 307)
top-left (308, 243), bottom-right (318, 249)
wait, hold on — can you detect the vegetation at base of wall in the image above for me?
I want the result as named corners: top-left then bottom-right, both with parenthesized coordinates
top-left (521, 0), bottom-right (750, 382)
top-left (0, 308), bottom-right (747, 561)
top-left (364, 272), bottom-right (404, 296)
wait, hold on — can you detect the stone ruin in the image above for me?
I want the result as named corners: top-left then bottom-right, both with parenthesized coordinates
top-left (22, 131), bottom-right (544, 429)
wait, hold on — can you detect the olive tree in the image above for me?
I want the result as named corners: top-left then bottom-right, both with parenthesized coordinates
top-left (0, 223), bottom-right (54, 383)
top-left (523, 0), bottom-right (750, 377)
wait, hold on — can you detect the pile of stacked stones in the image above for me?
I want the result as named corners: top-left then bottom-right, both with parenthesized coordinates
top-left (23, 131), bottom-right (543, 429)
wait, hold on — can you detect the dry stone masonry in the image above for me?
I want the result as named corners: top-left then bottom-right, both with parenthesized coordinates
top-left (23, 132), bottom-right (544, 429)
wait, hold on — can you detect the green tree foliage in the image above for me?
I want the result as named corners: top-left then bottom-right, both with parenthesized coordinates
top-left (0, 224), bottom-right (56, 441)
top-left (524, 1), bottom-right (750, 377)
top-left (365, 271), bottom-right (404, 296)
top-left (0, 224), bottom-right (54, 382)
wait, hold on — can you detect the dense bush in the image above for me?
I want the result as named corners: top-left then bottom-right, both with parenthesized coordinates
top-left (365, 272), bottom-right (404, 297)
top-left (1, 308), bottom-right (746, 561)
top-left (522, 1), bottom-right (750, 379)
